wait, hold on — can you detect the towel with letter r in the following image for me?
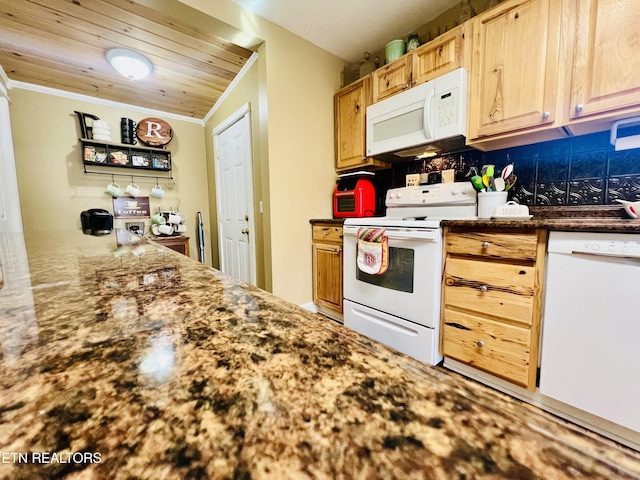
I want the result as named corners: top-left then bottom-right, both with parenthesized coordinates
top-left (357, 228), bottom-right (388, 275)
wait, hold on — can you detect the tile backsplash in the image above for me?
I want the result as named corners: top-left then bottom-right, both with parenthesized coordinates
top-left (377, 130), bottom-right (640, 207)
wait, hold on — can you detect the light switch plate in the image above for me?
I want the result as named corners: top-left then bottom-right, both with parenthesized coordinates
top-left (406, 174), bottom-right (420, 187)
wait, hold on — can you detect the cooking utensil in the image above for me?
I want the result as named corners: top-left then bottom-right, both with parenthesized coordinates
top-left (501, 163), bottom-right (514, 180)
top-left (494, 177), bottom-right (506, 192)
top-left (505, 173), bottom-right (517, 190)
top-left (482, 174), bottom-right (490, 188)
top-left (471, 175), bottom-right (484, 191)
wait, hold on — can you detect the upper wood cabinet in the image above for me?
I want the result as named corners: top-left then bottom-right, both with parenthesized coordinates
top-left (567, 0), bottom-right (640, 134)
top-left (372, 25), bottom-right (466, 103)
top-left (412, 24), bottom-right (466, 87)
top-left (334, 76), bottom-right (389, 172)
top-left (372, 56), bottom-right (412, 103)
top-left (334, 77), bottom-right (370, 171)
top-left (467, 0), bottom-right (566, 149)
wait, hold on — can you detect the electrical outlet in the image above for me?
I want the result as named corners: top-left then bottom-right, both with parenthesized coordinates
top-left (406, 174), bottom-right (420, 187)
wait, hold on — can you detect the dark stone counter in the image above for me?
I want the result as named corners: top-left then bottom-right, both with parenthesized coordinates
top-left (1, 230), bottom-right (639, 478)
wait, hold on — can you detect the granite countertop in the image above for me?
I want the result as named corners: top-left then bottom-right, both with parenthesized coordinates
top-left (309, 218), bottom-right (345, 226)
top-left (1, 230), bottom-right (640, 479)
top-left (442, 205), bottom-right (640, 232)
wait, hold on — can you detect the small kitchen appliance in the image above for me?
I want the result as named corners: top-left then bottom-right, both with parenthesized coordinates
top-left (366, 68), bottom-right (468, 160)
top-left (343, 181), bottom-right (477, 365)
top-left (81, 209), bottom-right (113, 235)
top-left (333, 174), bottom-right (376, 218)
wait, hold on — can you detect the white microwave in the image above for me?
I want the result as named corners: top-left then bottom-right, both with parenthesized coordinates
top-left (366, 68), bottom-right (468, 159)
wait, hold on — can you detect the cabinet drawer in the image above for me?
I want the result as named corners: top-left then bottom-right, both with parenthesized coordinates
top-left (445, 230), bottom-right (538, 261)
top-left (312, 226), bottom-right (343, 243)
top-left (442, 308), bottom-right (532, 388)
top-left (443, 256), bottom-right (535, 326)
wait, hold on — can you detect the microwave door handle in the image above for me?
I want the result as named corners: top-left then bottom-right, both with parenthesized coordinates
top-left (423, 88), bottom-right (434, 140)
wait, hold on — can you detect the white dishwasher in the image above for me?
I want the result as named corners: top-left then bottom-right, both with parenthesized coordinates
top-left (540, 230), bottom-right (640, 434)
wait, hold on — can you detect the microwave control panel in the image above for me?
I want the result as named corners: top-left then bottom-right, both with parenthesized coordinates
top-left (435, 88), bottom-right (458, 130)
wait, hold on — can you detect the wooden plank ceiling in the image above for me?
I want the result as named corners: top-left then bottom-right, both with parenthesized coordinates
top-left (0, 0), bottom-right (254, 118)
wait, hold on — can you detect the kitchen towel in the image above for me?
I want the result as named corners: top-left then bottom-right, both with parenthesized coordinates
top-left (357, 228), bottom-right (388, 275)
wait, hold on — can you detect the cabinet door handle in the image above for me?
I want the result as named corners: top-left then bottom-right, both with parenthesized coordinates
top-left (575, 104), bottom-right (583, 114)
top-left (481, 241), bottom-right (490, 248)
top-left (479, 285), bottom-right (488, 293)
top-left (542, 111), bottom-right (550, 120)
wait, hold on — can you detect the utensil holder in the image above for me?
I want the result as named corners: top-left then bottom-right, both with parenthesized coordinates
top-left (477, 191), bottom-right (508, 218)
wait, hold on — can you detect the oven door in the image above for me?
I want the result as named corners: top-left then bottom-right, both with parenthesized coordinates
top-left (342, 225), bottom-right (442, 328)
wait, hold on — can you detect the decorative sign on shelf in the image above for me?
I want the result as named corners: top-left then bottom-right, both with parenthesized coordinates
top-left (112, 197), bottom-right (150, 219)
top-left (136, 118), bottom-right (173, 147)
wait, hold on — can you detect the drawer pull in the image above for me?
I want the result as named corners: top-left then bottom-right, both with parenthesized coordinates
top-left (445, 322), bottom-right (471, 331)
top-left (481, 241), bottom-right (490, 248)
top-left (479, 285), bottom-right (488, 293)
top-left (476, 341), bottom-right (485, 348)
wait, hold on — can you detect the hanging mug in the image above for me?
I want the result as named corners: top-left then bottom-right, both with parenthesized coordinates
top-left (105, 181), bottom-right (122, 197)
top-left (124, 181), bottom-right (140, 197)
top-left (150, 183), bottom-right (165, 198)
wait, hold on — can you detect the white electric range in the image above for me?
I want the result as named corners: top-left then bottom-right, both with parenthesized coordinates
top-left (342, 181), bottom-right (477, 365)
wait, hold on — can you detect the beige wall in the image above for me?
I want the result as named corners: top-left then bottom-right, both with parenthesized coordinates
top-left (7, 0), bottom-right (345, 305)
top-left (204, 52), bottom-right (270, 289)
top-left (8, 88), bottom-right (211, 265)
top-left (181, 0), bottom-right (345, 304)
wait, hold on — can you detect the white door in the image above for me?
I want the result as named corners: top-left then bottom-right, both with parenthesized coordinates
top-left (213, 104), bottom-right (256, 285)
top-left (0, 93), bottom-right (23, 233)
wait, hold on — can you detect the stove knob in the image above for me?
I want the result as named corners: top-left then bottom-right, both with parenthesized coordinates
top-left (389, 192), bottom-right (396, 199)
top-left (397, 191), bottom-right (403, 198)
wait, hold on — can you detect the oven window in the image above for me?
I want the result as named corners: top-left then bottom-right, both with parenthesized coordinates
top-left (356, 246), bottom-right (414, 293)
top-left (337, 196), bottom-right (355, 212)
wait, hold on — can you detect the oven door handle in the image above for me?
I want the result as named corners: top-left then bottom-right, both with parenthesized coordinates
top-left (343, 225), bottom-right (439, 242)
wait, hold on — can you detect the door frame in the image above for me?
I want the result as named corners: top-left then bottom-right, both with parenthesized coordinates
top-left (212, 103), bottom-right (257, 285)
top-left (0, 78), bottom-right (24, 233)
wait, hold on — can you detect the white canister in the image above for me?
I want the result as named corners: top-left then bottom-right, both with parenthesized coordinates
top-left (477, 191), bottom-right (508, 218)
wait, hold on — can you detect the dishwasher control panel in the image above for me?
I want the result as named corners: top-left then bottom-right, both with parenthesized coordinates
top-left (549, 231), bottom-right (640, 258)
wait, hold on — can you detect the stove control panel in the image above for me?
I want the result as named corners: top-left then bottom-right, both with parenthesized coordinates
top-left (386, 182), bottom-right (476, 207)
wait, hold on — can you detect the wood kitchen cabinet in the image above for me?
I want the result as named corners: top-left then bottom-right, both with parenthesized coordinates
top-left (151, 236), bottom-right (190, 257)
top-left (372, 25), bottom-right (466, 103)
top-left (467, 0), bottom-right (567, 150)
top-left (566, 0), bottom-right (640, 135)
top-left (440, 227), bottom-right (547, 390)
top-left (334, 77), bottom-right (389, 172)
top-left (311, 223), bottom-right (343, 322)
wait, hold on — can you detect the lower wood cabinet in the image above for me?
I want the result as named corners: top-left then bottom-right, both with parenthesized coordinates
top-left (151, 236), bottom-right (190, 257)
top-left (440, 227), bottom-right (547, 390)
top-left (311, 222), bottom-right (343, 322)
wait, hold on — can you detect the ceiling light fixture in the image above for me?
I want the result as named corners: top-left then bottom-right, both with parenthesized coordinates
top-left (106, 48), bottom-right (153, 80)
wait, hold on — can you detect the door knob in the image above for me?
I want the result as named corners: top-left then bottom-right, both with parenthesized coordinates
top-left (241, 228), bottom-right (249, 235)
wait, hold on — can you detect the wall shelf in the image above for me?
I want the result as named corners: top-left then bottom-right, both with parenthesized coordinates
top-left (81, 139), bottom-right (171, 172)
